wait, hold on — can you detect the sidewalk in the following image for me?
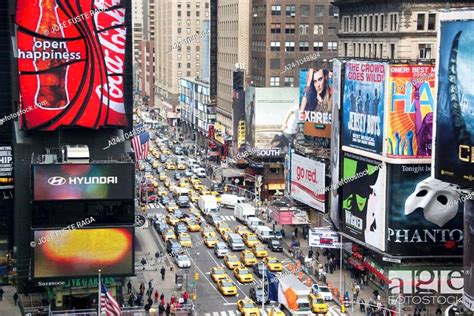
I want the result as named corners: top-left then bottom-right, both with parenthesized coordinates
top-left (0, 285), bottom-right (21, 315)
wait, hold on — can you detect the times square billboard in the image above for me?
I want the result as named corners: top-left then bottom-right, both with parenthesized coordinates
top-left (15, 0), bottom-right (130, 130)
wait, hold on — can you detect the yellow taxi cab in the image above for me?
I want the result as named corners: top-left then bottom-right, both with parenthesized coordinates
top-left (243, 233), bottom-right (259, 247)
top-left (240, 250), bottom-right (257, 267)
top-left (157, 187), bottom-right (168, 197)
top-left (166, 215), bottom-right (180, 226)
top-left (210, 266), bottom-right (229, 283)
top-left (233, 267), bottom-right (254, 283)
top-left (179, 179), bottom-right (190, 188)
top-left (252, 243), bottom-right (268, 258)
top-left (211, 191), bottom-right (221, 203)
top-left (152, 160), bottom-right (160, 169)
top-left (165, 201), bottom-right (179, 213)
top-left (205, 235), bottom-right (219, 248)
top-left (263, 257), bottom-right (283, 272)
top-left (235, 226), bottom-right (251, 237)
top-left (217, 222), bottom-right (230, 235)
top-left (152, 150), bottom-right (160, 159)
top-left (217, 278), bottom-right (237, 296)
top-left (224, 254), bottom-right (242, 269)
top-left (162, 229), bottom-right (176, 241)
top-left (165, 162), bottom-right (176, 170)
top-left (159, 172), bottom-right (167, 181)
top-left (193, 182), bottom-right (204, 191)
top-left (190, 177), bottom-right (201, 185)
top-left (223, 230), bottom-right (233, 242)
top-left (178, 233), bottom-right (193, 248)
top-left (237, 299), bottom-right (261, 316)
top-left (164, 178), bottom-right (171, 188)
top-left (190, 192), bottom-right (200, 203)
top-left (200, 189), bottom-right (212, 196)
top-left (186, 220), bottom-right (200, 232)
top-left (266, 306), bottom-right (284, 316)
top-left (219, 227), bottom-right (232, 239)
top-left (162, 149), bottom-right (172, 155)
top-left (177, 163), bottom-right (186, 170)
top-left (200, 226), bottom-right (216, 238)
top-left (138, 163), bottom-right (145, 171)
top-left (309, 293), bottom-right (328, 314)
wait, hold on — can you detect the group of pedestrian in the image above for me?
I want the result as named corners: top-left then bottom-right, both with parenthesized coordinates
top-left (157, 291), bottom-right (189, 316)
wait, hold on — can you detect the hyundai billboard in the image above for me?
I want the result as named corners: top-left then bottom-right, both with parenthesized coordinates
top-left (15, 0), bottom-right (129, 130)
top-left (32, 163), bottom-right (134, 201)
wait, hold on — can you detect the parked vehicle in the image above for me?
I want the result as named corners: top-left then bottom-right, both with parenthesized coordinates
top-left (198, 196), bottom-right (218, 215)
top-left (279, 274), bottom-right (312, 316)
top-left (255, 226), bottom-right (275, 243)
top-left (268, 239), bottom-right (283, 252)
top-left (234, 203), bottom-right (256, 223)
top-left (246, 217), bottom-right (264, 232)
top-left (220, 194), bottom-right (245, 209)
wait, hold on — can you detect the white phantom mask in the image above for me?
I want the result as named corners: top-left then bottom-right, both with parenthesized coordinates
top-left (405, 177), bottom-right (460, 227)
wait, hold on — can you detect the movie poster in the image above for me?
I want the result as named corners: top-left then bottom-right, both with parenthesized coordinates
top-left (464, 198), bottom-right (474, 311)
top-left (341, 152), bottom-right (386, 251)
top-left (330, 60), bottom-right (342, 229)
top-left (16, 0), bottom-right (129, 130)
top-left (342, 61), bottom-right (387, 154)
top-left (387, 164), bottom-right (464, 256)
top-left (387, 65), bottom-right (435, 158)
top-left (433, 16), bottom-right (474, 187)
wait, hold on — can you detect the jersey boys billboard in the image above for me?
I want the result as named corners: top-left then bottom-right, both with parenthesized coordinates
top-left (15, 0), bottom-right (128, 130)
top-left (387, 65), bottom-right (435, 158)
top-left (433, 16), bottom-right (474, 187)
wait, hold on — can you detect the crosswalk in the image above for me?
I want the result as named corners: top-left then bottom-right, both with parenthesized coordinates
top-left (221, 215), bottom-right (235, 221)
top-left (147, 203), bottom-right (164, 209)
top-left (202, 307), bottom-right (342, 316)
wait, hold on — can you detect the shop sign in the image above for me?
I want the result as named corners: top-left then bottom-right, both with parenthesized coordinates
top-left (36, 277), bottom-right (116, 288)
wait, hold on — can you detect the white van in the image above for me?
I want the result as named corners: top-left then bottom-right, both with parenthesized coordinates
top-left (255, 226), bottom-right (275, 243)
top-left (246, 217), bottom-right (264, 232)
top-left (220, 194), bottom-right (245, 209)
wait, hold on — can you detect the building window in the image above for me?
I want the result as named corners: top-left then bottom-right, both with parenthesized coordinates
top-left (359, 16), bottom-right (362, 32)
top-left (205, 11), bottom-right (209, 17)
top-left (270, 77), bottom-right (280, 87)
top-left (196, 11), bottom-right (200, 17)
top-left (364, 16), bottom-right (367, 32)
top-left (284, 77), bottom-right (294, 87)
top-left (343, 17), bottom-right (349, 32)
top-left (186, 2), bottom-right (190, 8)
top-left (271, 41), bottom-right (281, 51)
top-left (270, 59), bottom-right (280, 69)
top-left (187, 28), bottom-right (191, 34)
top-left (358, 43), bottom-right (361, 57)
top-left (178, 54), bottom-right (182, 59)
top-left (390, 14), bottom-right (398, 31)
top-left (299, 41), bottom-right (309, 51)
top-left (369, 15), bottom-right (373, 32)
top-left (271, 5), bottom-right (281, 15)
top-left (186, 54), bottom-right (191, 60)
top-left (314, 24), bottom-right (324, 35)
top-left (178, 28), bottom-right (181, 34)
top-left (313, 41), bottom-right (323, 52)
top-left (379, 43), bottom-right (383, 58)
top-left (285, 41), bottom-right (295, 52)
top-left (353, 16), bottom-right (357, 32)
top-left (300, 24), bottom-right (309, 35)
top-left (271, 23), bottom-right (281, 33)
top-left (178, 19), bottom-right (182, 26)
top-left (417, 13), bottom-right (425, 30)
top-left (328, 26), bottom-right (336, 35)
top-left (344, 43), bottom-right (348, 56)
top-left (177, 2), bottom-right (182, 8)
top-left (428, 13), bottom-right (436, 30)
top-left (353, 43), bottom-right (356, 57)
top-left (178, 62), bottom-right (182, 68)
top-left (328, 41), bottom-right (337, 51)
top-left (286, 5), bottom-right (296, 16)
top-left (375, 15), bottom-right (378, 32)
top-left (380, 14), bottom-right (384, 31)
top-left (178, 11), bottom-right (181, 17)
top-left (187, 63), bottom-right (191, 68)
top-left (187, 19), bottom-right (191, 26)
top-left (315, 5), bottom-right (324, 17)
top-left (187, 11), bottom-right (191, 17)
top-left (390, 43), bottom-right (395, 59)
top-left (196, 53), bottom-right (200, 60)
top-left (419, 44), bottom-right (432, 59)
top-left (301, 5), bottom-right (310, 17)
top-left (285, 24), bottom-right (295, 34)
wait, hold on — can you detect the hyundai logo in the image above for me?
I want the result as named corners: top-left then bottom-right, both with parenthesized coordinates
top-left (47, 176), bottom-right (67, 186)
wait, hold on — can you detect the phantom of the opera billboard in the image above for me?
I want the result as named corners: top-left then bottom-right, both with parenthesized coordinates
top-left (15, 0), bottom-right (129, 130)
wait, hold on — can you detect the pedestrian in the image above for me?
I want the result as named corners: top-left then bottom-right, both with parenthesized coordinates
top-left (146, 288), bottom-right (152, 298)
top-left (294, 227), bottom-right (298, 238)
top-left (147, 297), bottom-right (153, 306)
top-left (13, 292), bottom-right (18, 305)
top-left (170, 302), bottom-right (176, 315)
top-left (308, 248), bottom-right (313, 259)
top-left (170, 293), bottom-right (176, 305)
top-left (315, 251), bottom-right (320, 260)
top-left (166, 303), bottom-right (171, 316)
top-left (140, 283), bottom-right (145, 295)
top-left (144, 302), bottom-right (151, 314)
top-left (360, 276), bottom-right (365, 289)
top-left (127, 280), bottom-right (132, 294)
top-left (436, 306), bottom-right (442, 315)
top-left (159, 303), bottom-right (165, 316)
top-left (128, 294), bottom-right (135, 307)
top-left (373, 289), bottom-right (379, 300)
top-left (183, 291), bottom-right (189, 304)
top-left (280, 228), bottom-right (285, 239)
top-left (155, 251), bottom-right (161, 263)
top-left (154, 290), bottom-right (159, 303)
top-left (141, 257), bottom-right (147, 270)
top-left (161, 266), bottom-right (166, 280)
top-left (359, 298), bottom-right (365, 312)
top-left (0, 288), bottom-right (4, 301)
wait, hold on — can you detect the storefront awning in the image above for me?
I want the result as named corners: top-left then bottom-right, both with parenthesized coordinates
top-left (363, 260), bottom-right (390, 284)
top-left (268, 183), bottom-right (285, 190)
top-left (348, 257), bottom-right (364, 271)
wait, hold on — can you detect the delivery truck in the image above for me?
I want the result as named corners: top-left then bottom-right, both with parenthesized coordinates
top-left (198, 195), bottom-right (218, 215)
top-left (220, 194), bottom-right (245, 209)
top-left (278, 274), bottom-right (312, 316)
top-left (234, 203), bottom-right (256, 223)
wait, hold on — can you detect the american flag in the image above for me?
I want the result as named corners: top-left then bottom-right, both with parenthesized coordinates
top-left (100, 282), bottom-right (121, 315)
top-left (131, 126), bottom-right (149, 161)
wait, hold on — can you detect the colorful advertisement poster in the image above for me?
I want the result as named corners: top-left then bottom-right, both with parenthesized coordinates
top-left (342, 61), bottom-right (386, 154)
top-left (0, 146), bottom-right (13, 190)
top-left (464, 199), bottom-right (474, 311)
top-left (245, 87), bottom-right (299, 153)
top-left (16, 0), bottom-right (129, 130)
top-left (290, 153), bottom-right (325, 212)
top-left (32, 163), bottom-right (134, 201)
top-left (299, 68), bottom-right (333, 138)
top-left (341, 152), bottom-right (386, 251)
top-left (387, 65), bottom-right (435, 158)
top-left (433, 17), bottom-right (474, 187)
top-left (330, 60), bottom-right (342, 229)
top-left (387, 164), bottom-right (464, 256)
top-left (232, 90), bottom-right (246, 158)
top-left (33, 227), bottom-right (133, 278)
top-left (309, 228), bottom-right (340, 249)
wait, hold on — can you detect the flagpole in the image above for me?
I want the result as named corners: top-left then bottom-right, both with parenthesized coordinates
top-left (98, 269), bottom-right (102, 316)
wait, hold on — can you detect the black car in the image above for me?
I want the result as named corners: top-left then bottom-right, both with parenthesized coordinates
top-left (268, 239), bottom-right (283, 252)
top-left (174, 222), bottom-right (188, 235)
top-left (154, 222), bottom-right (169, 234)
top-left (210, 182), bottom-right (224, 193)
top-left (249, 286), bottom-right (269, 304)
top-left (166, 239), bottom-right (183, 254)
top-left (253, 262), bottom-right (266, 278)
top-left (206, 214), bottom-right (224, 227)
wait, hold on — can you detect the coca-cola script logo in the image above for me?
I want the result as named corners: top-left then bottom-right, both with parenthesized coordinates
top-left (15, 0), bottom-right (128, 130)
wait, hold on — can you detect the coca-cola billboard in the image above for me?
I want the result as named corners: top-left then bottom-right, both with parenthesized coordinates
top-left (15, 0), bottom-right (128, 130)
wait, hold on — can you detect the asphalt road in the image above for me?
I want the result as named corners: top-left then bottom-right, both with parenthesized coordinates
top-left (137, 139), bottom-right (342, 316)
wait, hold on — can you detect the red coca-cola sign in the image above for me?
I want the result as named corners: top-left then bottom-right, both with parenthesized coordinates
top-left (15, 0), bottom-right (128, 130)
